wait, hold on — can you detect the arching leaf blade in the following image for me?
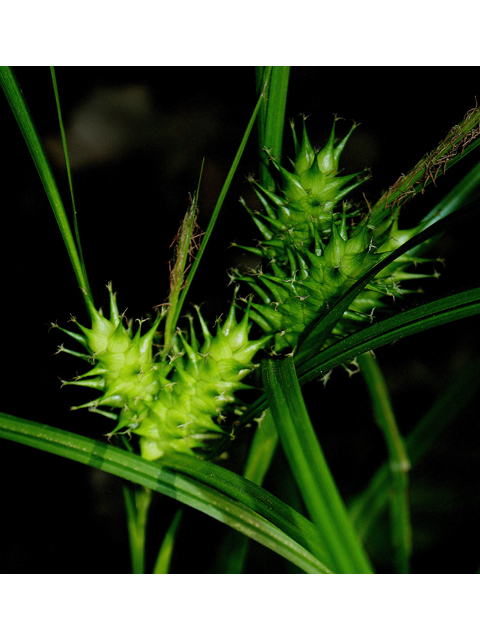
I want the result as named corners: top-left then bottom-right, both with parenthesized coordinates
top-left (0, 412), bottom-right (332, 574)
top-left (296, 286), bottom-right (480, 386)
top-left (237, 284), bottom-right (480, 436)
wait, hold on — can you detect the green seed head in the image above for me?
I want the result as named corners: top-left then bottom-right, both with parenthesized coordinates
top-left (59, 284), bottom-right (166, 419)
top-left (237, 119), bottom-right (435, 353)
top-left (134, 301), bottom-right (271, 460)
top-left (245, 119), bottom-right (369, 255)
top-left (58, 284), bottom-right (271, 461)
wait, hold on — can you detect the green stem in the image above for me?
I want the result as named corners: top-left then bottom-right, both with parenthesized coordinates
top-left (122, 484), bottom-right (152, 574)
top-left (255, 66), bottom-right (290, 191)
top-left (153, 508), bottom-right (183, 574)
top-left (358, 353), bottom-right (412, 573)
top-left (243, 409), bottom-right (279, 485)
top-left (262, 357), bottom-right (373, 574)
top-left (163, 183), bottom-right (202, 351)
top-left (219, 409), bottom-right (279, 573)
top-left (370, 103), bottom-right (480, 227)
top-left (175, 67), bottom-right (272, 318)
top-left (350, 357), bottom-right (480, 542)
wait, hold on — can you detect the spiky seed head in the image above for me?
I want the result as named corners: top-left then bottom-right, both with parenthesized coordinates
top-left (59, 285), bottom-right (273, 461)
top-left (238, 112), bottom-right (434, 353)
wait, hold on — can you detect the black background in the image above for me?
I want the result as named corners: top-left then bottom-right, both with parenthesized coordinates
top-left (1, 67), bottom-right (479, 573)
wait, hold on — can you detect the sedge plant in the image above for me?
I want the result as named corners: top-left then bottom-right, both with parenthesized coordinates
top-left (1, 66), bottom-right (480, 574)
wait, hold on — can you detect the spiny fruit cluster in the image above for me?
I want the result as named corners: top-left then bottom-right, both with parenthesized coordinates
top-left (57, 117), bottom-right (436, 460)
top-left (56, 284), bottom-right (270, 460)
top-left (233, 117), bottom-right (436, 352)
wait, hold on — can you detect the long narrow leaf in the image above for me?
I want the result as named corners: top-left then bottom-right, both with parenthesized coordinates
top-left (239, 283), bottom-right (480, 431)
top-left (0, 66), bottom-right (94, 312)
top-left (262, 358), bottom-right (373, 574)
top-left (162, 448), bottom-right (332, 570)
top-left (49, 66), bottom-right (92, 304)
top-left (297, 286), bottom-right (480, 387)
top-left (256, 66), bottom-right (290, 190)
top-left (153, 508), bottom-right (183, 574)
top-left (0, 412), bottom-right (332, 574)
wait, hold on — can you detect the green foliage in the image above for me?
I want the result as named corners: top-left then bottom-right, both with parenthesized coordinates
top-left (0, 411), bottom-right (330, 573)
top-left (1, 67), bottom-right (480, 574)
top-left (263, 357), bottom-right (373, 573)
top-left (0, 66), bottom-right (93, 308)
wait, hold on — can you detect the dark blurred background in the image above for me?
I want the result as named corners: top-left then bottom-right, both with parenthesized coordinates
top-left (1, 67), bottom-right (479, 573)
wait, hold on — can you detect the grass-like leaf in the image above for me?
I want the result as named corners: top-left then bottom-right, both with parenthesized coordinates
top-left (153, 507), bottom-right (183, 574)
top-left (122, 484), bottom-right (152, 574)
top-left (255, 66), bottom-right (290, 191)
top-left (262, 357), bottom-right (374, 574)
top-left (0, 411), bottom-right (332, 574)
top-left (412, 159), bottom-right (480, 238)
top-left (0, 66), bottom-right (94, 312)
top-left (297, 285), bottom-right (480, 386)
top-left (49, 66), bottom-right (92, 305)
top-left (162, 448), bottom-right (332, 571)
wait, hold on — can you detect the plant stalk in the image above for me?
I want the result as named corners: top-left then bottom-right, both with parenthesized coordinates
top-left (153, 508), bottom-right (183, 574)
top-left (358, 352), bottom-right (412, 573)
top-left (122, 484), bottom-right (152, 574)
top-left (255, 66), bottom-right (290, 191)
